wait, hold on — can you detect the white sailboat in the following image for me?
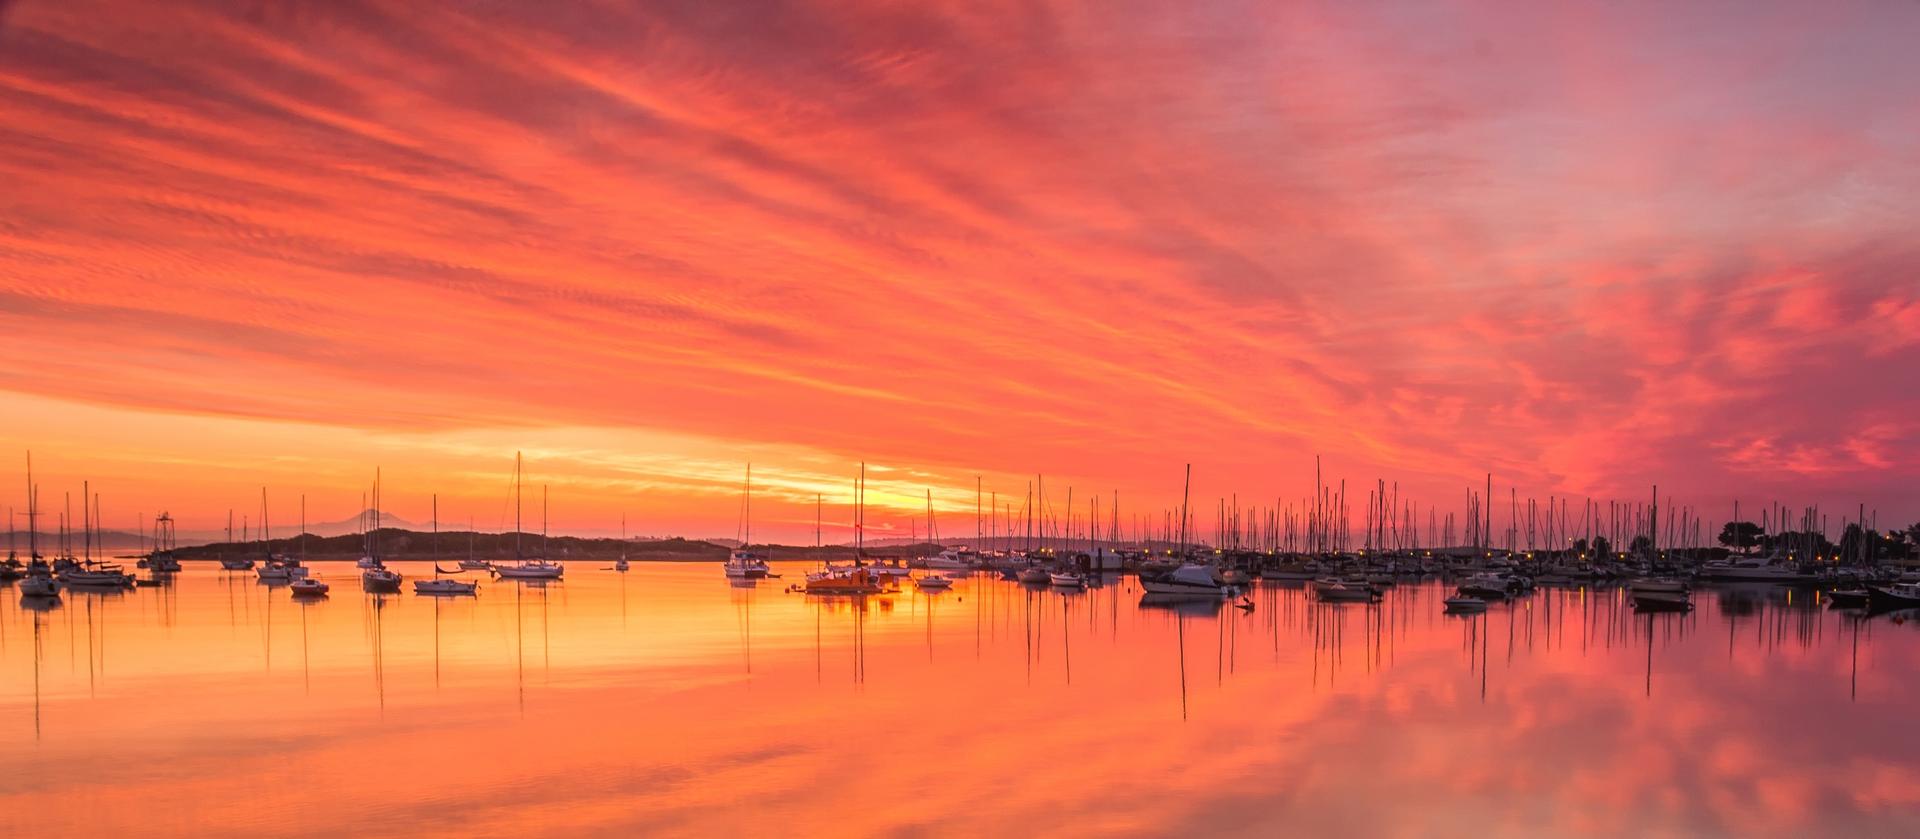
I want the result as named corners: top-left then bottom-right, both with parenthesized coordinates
top-left (415, 497), bottom-right (478, 595)
top-left (723, 465), bottom-right (770, 579)
top-left (494, 453), bottom-right (564, 580)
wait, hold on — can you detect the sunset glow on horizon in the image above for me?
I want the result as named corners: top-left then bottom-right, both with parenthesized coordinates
top-left (2, 0), bottom-right (1917, 541)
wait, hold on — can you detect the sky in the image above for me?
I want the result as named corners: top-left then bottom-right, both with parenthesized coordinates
top-left (0, 0), bottom-right (1916, 543)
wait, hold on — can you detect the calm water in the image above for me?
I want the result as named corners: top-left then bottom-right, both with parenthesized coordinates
top-left (3, 563), bottom-right (1918, 837)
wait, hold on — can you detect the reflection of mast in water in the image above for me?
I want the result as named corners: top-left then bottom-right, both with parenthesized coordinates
top-left (514, 581), bottom-right (525, 715)
top-left (1175, 610), bottom-right (1188, 721)
top-left (28, 602), bottom-right (55, 740)
top-left (299, 597), bottom-right (312, 694)
top-left (367, 592), bottom-right (388, 714)
top-left (1061, 592), bottom-right (1070, 685)
top-left (733, 582), bottom-right (753, 674)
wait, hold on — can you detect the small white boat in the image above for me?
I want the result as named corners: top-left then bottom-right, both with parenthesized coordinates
top-left (495, 560), bottom-right (564, 580)
top-left (289, 578), bottom-right (330, 597)
top-left (914, 574), bottom-right (953, 590)
top-left (1016, 566), bottom-right (1053, 585)
top-left (1443, 596), bottom-right (1487, 613)
top-left (413, 578), bottom-right (478, 595)
top-left (19, 575), bottom-right (60, 598)
top-left (1048, 571), bottom-right (1085, 588)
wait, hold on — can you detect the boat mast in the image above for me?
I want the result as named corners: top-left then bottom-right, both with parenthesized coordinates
top-left (1178, 463), bottom-right (1191, 559)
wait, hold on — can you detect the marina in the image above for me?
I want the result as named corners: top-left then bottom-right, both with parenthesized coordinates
top-left (4, 560), bottom-right (1919, 836)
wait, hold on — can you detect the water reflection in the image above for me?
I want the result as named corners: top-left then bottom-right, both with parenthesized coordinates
top-left (2, 565), bottom-right (1919, 836)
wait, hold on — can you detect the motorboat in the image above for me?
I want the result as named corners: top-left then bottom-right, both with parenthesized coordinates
top-left (924, 547), bottom-right (978, 570)
top-left (1867, 582), bottom-right (1920, 611)
top-left (914, 574), bottom-right (953, 590)
top-left (723, 550), bottom-right (771, 579)
top-left (413, 577), bottom-right (478, 595)
top-left (289, 577), bottom-right (330, 597)
top-left (1456, 573), bottom-right (1517, 600)
top-left (1140, 563), bottom-right (1231, 598)
top-left (1016, 566), bottom-right (1053, 585)
top-left (1632, 589), bottom-right (1693, 612)
top-left (1827, 589), bottom-right (1869, 609)
top-left (1049, 571), bottom-right (1086, 588)
top-left (256, 556), bottom-right (309, 582)
top-left (1443, 596), bottom-right (1487, 613)
top-left (1312, 578), bottom-right (1378, 603)
top-left (1699, 558), bottom-right (1817, 585)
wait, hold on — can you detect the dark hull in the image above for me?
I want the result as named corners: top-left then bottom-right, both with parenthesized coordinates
top-left (1867, 587), bottom-right (1920, 612)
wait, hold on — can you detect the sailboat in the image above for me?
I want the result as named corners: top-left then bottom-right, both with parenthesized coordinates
top-left (255, 489), bottom-right (309, 582)
top-left (59, 481), bottom-right (133, 588)
top-left (493, 453), bottom-right (564, 580)
top-left (613, 514), bottom-right (630, 572)
top-left (805, 463), bottom-right (883, 595)
top-left (723, 465), bottom-right (770, 579)
top-left (140, 512), bottom-right (183, 572)
top-left (219, 510), bottom-right (255, 571)
top-left (415, 495), bottom-right (478, 595)
top-left (360, 471), bottom-right (403, 593)
top-left (18, 458), bottom-right (59, 599)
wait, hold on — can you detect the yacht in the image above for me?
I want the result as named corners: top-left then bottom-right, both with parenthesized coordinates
top-left (494, 453), bottom-right (565, 580)
top-left (1048, 570), bottom-right (1085, 588)
top-left (1140, 563), bottom-right (1231, 598)
top-left (495, 559), bottom-right (564, 580)
top-left (723, 550), bottom-right (771, 579)
top-left (256, 556), bottom-right (309, 582)
top-left (924, 547), bottom-right (978, 570)
top-left (1016, 566), bottom-right (1052, 585)
top-left (1868, 582), bottom-right (1920, 611)
top-left (1699, 558), bottom-right (1816, 584)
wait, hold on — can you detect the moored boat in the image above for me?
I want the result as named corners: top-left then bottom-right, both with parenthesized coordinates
top-left (289, 577), bottom-right (330, 597)
top-left (1632, 590), bottom-right (1693, 611)
top-left (914, 573), bottom-right (953, 590)
top-left (1867, 582), bottom-right (1920, 612)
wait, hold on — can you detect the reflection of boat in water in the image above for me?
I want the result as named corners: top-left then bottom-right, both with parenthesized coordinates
top-left (1443, 596), bottom-right (1487, 613)
top-left (1632, 590), bottom-right (1693, 611)
top-left (1138, 593), bottom-right (1226, 617)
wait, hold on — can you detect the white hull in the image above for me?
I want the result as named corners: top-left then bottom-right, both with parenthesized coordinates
top-left (19, 577), bottom-right (60, 597)
top-left (495, 564), bottom-right (564, 580)
top-left (413, 580), bottom-right (478, 595)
